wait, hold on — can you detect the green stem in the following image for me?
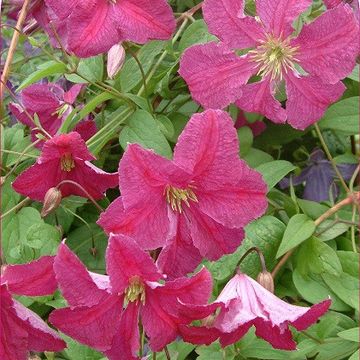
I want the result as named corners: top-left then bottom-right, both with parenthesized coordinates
top-left (0, 197), bottom-right (31, 219)
top-left (314, 123), bottom-right (350, 193)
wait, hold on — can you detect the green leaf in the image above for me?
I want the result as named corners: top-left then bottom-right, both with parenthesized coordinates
top-left (17, 61), bottom-right (67, 90)
top-left (243, 147), bottom-right (274, 168)
top-left (322, 272), bottom-right (359, 311)
top-left (26, 223), bottom-right (61, 254)
top-left (338, 328), bottom-right (359, 342)
top-left (153, 341), bottom-right (195, 360)
top-left (119, 109), bottom-right (172, 158)
top-left (237, 126), bottom-right (253, 157)
top-left (311, 338), bottom-right (358, 360)
top-left (178, 20), bottom-right (217, 53)
top-left (316, 220), bottom-right (349, 241)
top-left (297, 199), bottom-right (329, 219)
top-left (347, 65), bottom-right (359, 81)
top-left (256, 160), bottom-right (296, 190)
top-left (337, 251), bottom-right (359, 278)
top-left (276, 214), bottom-right (315, 258)
top-left (1, 175), bottom-right (20, 213)
top-left (293, 269), bottom-right (351, 311)
top-left (319, 97), bottom-right (359, 135)
top-left (62, 334), bottom-right (103, 360)
top-left (66, 55), bottom-right (104, 83)
top-left (156, 114), bottom-right (175, 140)
top-left (349, 350), bottom-right (360, 360)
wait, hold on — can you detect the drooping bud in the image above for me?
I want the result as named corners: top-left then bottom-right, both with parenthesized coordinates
top-left (107, 43), bottom-right (126, 79)
top-left (256, 270), bottom-right (274, 293)
top-left (41, 187), bottom-right (62, 217)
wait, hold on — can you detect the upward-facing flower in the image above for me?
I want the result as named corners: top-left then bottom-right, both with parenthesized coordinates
top-left (9, 82), bottom-right (96, 148)
top-left (12, 132), bottom-right (118, 201)
top-left (44, 0), bottom-right (176, 58)
top-left (50, 236), bottom-right (216, 360)
top-left (98, 109), bottom-right (267, 278)
top-left (179, 0), bottom-right (359, 130)
top-left (1, 257), bottom-right (66, 360)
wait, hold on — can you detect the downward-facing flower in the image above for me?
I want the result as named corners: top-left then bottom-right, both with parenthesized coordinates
top-left (183, 271), bottom-right (331, 350)
top-left (44, 0), bottom-right (176, 58)
top-left (12, 131), bottom-right (118, 201)
top-left (49, 236), bottom-right (216, 359)
top-left (9, 82), bottom-right (95, 148)
top-left (1, 257), bottom-right (66, 360)
top-left (179, 0), bottom-right (359, 129)
top-left (98, 109), bottom-right (267, 278)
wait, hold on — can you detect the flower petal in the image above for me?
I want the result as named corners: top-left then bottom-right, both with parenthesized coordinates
top-left (2, 256), bottom-right (57, 296)
top-left (285, 72), bottom-right (345, 130)
top-left (256, 0), bottom-right (312, 37)
top-left (219, 322), bottom-right (253, 347)
top-left (105, 302), bottom-right (140, 360)
top-left (157, 214), bottom-right (202, 279)
top-left (54, 242), bottom-right (109, 307)
top-left (106, 234), bottom-right (161, 295)
top-left (179, 42), bottom-right (257, 109)
top-left (235, 77), bottom-right (286, 124)
top-left (49, 295), bottom-right (123, 351)
top-left (179, 324), bottom-right (221, 345)
top-left (293, 4), bottom-right (359, 84)
top-left (187, 207), bottom-right (245, 260)
top-left (203, 0), bottom-right (264, 48)
top-left (74, 119), bottom-right (97, 141)
top-left (63, 84), bottom-right (84, 104)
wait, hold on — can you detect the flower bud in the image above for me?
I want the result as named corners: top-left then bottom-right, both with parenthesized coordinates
top-left (256, 271), bottom-right (274, 293)
top-left (41, 187), bottom-right (62, 217)
top-left (107, 43), bottom-right (126, 79)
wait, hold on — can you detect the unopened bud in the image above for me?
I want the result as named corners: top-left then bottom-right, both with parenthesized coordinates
top-left (256, 271), bottom-right (274, 293)
top-left (107, 43), bottom-right (126, 79)
top-left (41, 187), bottom-right (62, 217)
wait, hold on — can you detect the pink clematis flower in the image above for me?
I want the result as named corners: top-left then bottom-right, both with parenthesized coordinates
top-left (49, 236), bottom-right (217, 359)
top-left (44, 0), bottom-right (176, 58)
top-left (179, 0), bottom-right (359, 130)
top-left (12, 131), bottom-right (118, 201)
top-left (1, 257), bottom-right (66, 360)
top-left (98, 109), bottom-right (267, 278)
top-left (183, 272), bottom-right (331, 350)
top-left (9, 82), bottom-right (96, 148)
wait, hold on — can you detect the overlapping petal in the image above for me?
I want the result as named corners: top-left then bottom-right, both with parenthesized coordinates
top-left (179, 42), bottom-right (257, 109)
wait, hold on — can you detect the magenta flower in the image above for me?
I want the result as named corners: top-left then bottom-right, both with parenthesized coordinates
top-left (9, 82), bottom-right (95, 148)
top-left (45, 0), bottom-right (176, 58)
top-left (49, 236), bottom-right (216, 359)
top-left (12, 131), bottom-right (118, 201)
top-left (1, 258), bottom-right (66, 360)
top-left (98, 109), bottom-right (267, 278)
top-left (193, 272), bottom-right (331, 350)
top-left (179, 0), bottom-right (359, 129)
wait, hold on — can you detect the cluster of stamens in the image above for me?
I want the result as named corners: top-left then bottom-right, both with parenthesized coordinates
top-left (60, 153), bottom-right (75, 172)
top-left (52, 103), bottom-right (70, 118)
top-left (124, 276), bottom-right (146, 305)
top-left (165, 185), bottom-right (198, 213)
top-left (249, 34), bottom-right (299, 81)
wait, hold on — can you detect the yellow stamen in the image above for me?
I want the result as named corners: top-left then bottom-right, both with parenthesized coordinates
top-left (249, 34), bottom-right (299, 81)
top-left (60, 153), bottom-right (75, 172)
top-left (124, 276), bottom-right (146, 305)
top-left (165, 185), bottom-right (198, 213)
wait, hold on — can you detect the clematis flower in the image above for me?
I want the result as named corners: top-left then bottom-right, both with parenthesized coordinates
top-left (183, 272), bottom-right (331, 350)
top-left (1, 257), bottom-right (66, 360)
top-left (179, 0), bottom-right (359, 129)
top-left (98, 109), bottom-right (267, 278)
top-left (9, 82), bottom-right (96, 148)
top-left (280, 148), bottom-right (357, 202)
top-left (49, 236), bottom-right (217, 359)
top-left (45, 0), bottom-right (176, 58)
top-left (12, 131), bottom-right (118, 201)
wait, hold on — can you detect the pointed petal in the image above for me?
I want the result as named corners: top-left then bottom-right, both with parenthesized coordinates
top-left (63, 84), bottom-right (84, 104)
top-left (115, 0), bottom-right (176, 43)
top-left (203, 0), bottom-right (264, 48)
top-left (12, 299), bottom-right (66, 352)
top-left (176, 302), bottom-right (222, 323)
top-left (293, 5), bottom-right (359, 83)
top-left (74, 119), bottom-right (97, 142)
top-left (179, 324), bottom-right (221, 345)
top-left (285, 72), bottom-right (345, 130)
top-left (256, 0), bottom-right (312, 37)
top-left (2, 256), bottom-right (57, 296)
top-left (179, 42), bottom-right (257, 109)
top-left (157, 214), bottom-right (202, 279)
top-left (49, 295), bottom-right (123, 351)
top-left (45, 0), bottom-right (81, 20)
top-left (105, 302), bottom-right (140, 360)
top-left (235, 77), bottom-right (287, 124)
top-left (8, 103), bottom-right (34, 127)
top-left (106, 234), bottom-right (161, 294)
top-left (54, 243), bottom-right (109, 307)
top-left (187, 207), bottom-right (245, 260)
top-left (219, 322), bottom-right (253, 347)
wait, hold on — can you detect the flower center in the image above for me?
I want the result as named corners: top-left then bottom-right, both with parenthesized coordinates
top-left (249, 34), bottom-right (298, 81)
top-left (165, 185), bottom-right (198, 213)
top-left (52, 104), bottom-right (70, 118)
top-left (124, 276), bottom-right (145, 305)
top-left (60, 153), bottom-right (75, 172)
